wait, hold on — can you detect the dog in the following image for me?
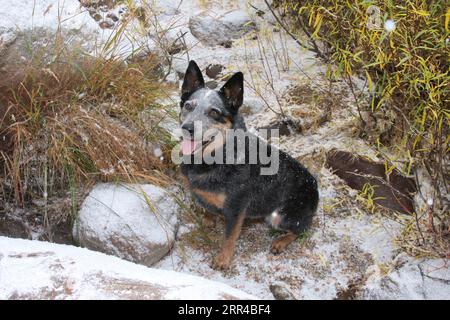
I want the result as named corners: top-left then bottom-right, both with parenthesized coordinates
top-left (178, 60), bottom-right (319, 270)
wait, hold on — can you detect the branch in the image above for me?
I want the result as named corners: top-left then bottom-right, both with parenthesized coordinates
top-left (263, 0), bottom-right (328, 61)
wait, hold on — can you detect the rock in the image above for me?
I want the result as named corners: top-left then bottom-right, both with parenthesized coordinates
top-left (362, 258), bottom-right (450, 299)
top-left (258, 119), bottom-right (299, 137)
top-left (39, 219), bottom-right (75, 246)
top-left (92, 13), bottom-right (102, 22)
top-left (239, 98), bottom-right (265, 116)
top-left (205, 64), bottom-right (224, 79)
top-left (0, 27), bottom-right (17, 55)
top-left (0, 237), bottom-right (257, 299)
top-left (73, 183), bottom-right (179, 267)
top-left (269, 283), bottom-right (296, 300)
top-left (205, 80), bottom-right (218, 89)
top-left (189, 10), bottom-right (257, 46)
top-left (0, 215), bottom-right (29, 239)
top-left (167, 39), bottom-right (186, 55)
top-left (106, 13), bottom-right (119, 22)
top-left (99, 18), bottom-right (115, 29)
top-left (176, 70), bottom-right (185, 79)
top-left (173, 59), bottom-right (189, 79)
top-left (325, 149), bottom-right (417, 214)
top-left (220, 40), bottom-right (233, 48)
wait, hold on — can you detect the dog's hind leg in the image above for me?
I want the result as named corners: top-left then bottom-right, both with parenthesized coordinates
top-left (212, 211), bottom-right (246, 270)
top-left (269, 198), bottom-right (315, 254)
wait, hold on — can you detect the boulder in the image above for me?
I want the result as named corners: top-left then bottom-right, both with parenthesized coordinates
top-left (0, 27), bottom-right (17, 55)
top-left (0, 215), bottom-right (29, 239)
top-left (239, 98), bottom-right (265, 116)
top-left (73, 183), bottom-right (179, 267)
top-left (205, 64), bottom-right (225, 79)
top-left (189, 10), bottom-right (256, 46)
top-left (0, 237), bottom-right (257, 299)
top-left (362, 258), bottom-right (450, 299)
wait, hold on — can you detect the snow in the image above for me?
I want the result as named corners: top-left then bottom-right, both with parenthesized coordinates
top-left (0, 236), bottom-right (258, 300)
top-left (1, 0), bottom-right (449, 300)
top-left (0, 0), bottom-right (93, 31)
top-left (0, 0), bottom-right (153, 58)
top-left (74, 183), bottom-right (179, 266)
top-left (363, 258), bottom-right (450, 300)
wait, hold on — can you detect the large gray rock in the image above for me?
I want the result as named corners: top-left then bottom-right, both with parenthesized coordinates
top-left (73, 183), bottom-right (179, 267)
top-left (0, 237), bottom-right (257, 299)
top-left (362, 258), bottom-right (450, 299)
top-left (239, 98), bottom-right (265, 116)
top-left (0, 27), bottom-right (17, 55)
top-left (189, 10), bottom-right (256, 46)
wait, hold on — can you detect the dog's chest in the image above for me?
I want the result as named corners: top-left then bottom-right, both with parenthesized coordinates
top-left (183, 171), bottom-right (226, 211)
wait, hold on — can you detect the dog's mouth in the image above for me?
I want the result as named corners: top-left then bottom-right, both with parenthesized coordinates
top-left (181, 136), bottom-right (215, 155)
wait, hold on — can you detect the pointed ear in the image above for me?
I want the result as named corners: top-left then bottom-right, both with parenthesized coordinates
top-left (181, 60), bottom-right (205, 96)
top-left (220, 72), bottom-right (244, 113)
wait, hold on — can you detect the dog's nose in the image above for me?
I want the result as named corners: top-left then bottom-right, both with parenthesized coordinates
top-left (182, 123), bottom-right (195, 137)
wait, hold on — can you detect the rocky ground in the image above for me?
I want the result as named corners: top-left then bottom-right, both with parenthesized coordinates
top-left (0, 0), bottom-right (448, 300)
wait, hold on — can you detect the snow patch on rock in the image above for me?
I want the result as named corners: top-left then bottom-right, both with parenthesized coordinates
top-left (0, 237), bottom-right (257, 299)
top-left (189, 10), bottom-right (256, 46)
top-left (73, 183), bottom-right (179, 267)
top-left (363, 258), bottom-right (450, 300)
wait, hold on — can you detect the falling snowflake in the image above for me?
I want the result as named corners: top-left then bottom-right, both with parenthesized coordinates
top-left (384, 19), bottom-right (396, 32)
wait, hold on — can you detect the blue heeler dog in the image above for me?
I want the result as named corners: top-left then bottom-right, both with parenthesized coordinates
top-left (178, 61), bottom-right (319, 270)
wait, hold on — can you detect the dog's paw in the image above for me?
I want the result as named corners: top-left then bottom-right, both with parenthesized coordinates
top-left (270, 233), bottom-right (297, 255)
top-left (270, 241), bottom-right (286, 255)
top-left (211, 252), bottom-right (232, 270)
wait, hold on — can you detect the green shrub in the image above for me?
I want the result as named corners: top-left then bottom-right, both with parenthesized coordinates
top-left (275, 0), bottom-right (448, 256)
top-left (279, 1), bottom-right (447, 194)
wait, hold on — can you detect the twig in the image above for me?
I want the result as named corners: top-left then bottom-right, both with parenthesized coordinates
top-left (263, 0), bottom-right (328, 61)
top-left (346, 74), bottom-right (366, 127)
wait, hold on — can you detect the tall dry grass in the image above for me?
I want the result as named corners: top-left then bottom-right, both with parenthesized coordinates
top-left (0, 35), bottom-right (174, 213)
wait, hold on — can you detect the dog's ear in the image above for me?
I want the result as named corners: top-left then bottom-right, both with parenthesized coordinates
top-left (182, 61), bottom-right (205, 97)
top-left (220, 72), bottom-right (244, 113)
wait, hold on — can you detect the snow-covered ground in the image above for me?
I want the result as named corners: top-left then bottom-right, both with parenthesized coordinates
top-left (0, 236), bottom-right (256, 299)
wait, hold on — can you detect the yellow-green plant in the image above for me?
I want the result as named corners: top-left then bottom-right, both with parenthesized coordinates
top-left (274, 0), bottom-right (449, 257)
top-left (278, 0), bottom-right (448, 205)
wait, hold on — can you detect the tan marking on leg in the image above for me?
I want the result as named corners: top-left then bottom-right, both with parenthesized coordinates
top-left (180, 175), bottom-right (189, 188)
top-left (212, 212), bottom-right (245, 270)
top-left (270, 231), bottom-right (297, 254)
top-left (192, 189), bottom-right (226, 208)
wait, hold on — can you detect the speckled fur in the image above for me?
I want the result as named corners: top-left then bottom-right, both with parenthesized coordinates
top-left (179, 61), bottom-right (319, 268)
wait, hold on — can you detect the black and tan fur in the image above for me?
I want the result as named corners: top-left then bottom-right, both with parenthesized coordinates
top-left (179, 61), bottom-right (319, 270)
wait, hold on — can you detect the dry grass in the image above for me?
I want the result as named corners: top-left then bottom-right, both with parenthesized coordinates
top-left (0, 36), bottom-right (175, 214)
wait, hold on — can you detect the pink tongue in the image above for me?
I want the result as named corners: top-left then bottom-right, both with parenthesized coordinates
top-left (181, 139), bottom-right (199, 155)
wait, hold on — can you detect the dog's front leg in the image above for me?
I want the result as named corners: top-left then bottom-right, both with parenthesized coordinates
top-left (212, 210), bottom-right (246, 270)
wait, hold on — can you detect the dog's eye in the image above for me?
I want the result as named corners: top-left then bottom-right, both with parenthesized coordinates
top-left (184, 102), bottom-right (194, 111)
top-left (209, 109), bottom-right (221, 120)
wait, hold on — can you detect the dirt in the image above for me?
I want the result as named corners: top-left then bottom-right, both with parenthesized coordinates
top-left (326, 149), bottom-right (417, 214)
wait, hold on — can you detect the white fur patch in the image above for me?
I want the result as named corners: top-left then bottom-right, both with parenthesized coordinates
top-left (270, 210), bottom-right (282, 228)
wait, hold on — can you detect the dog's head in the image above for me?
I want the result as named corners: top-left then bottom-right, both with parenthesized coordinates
top-left (179, 60), bottom-right (244, 156)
